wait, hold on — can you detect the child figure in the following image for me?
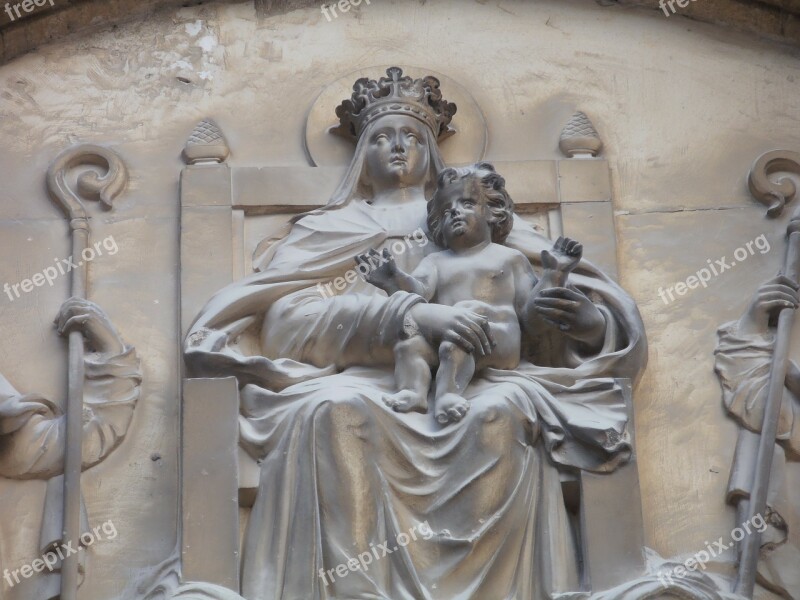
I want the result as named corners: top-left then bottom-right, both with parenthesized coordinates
top-left (357, 162), bottom-right (583, 425)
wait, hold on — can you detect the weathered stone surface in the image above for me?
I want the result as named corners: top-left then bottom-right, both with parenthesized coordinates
top-left (0, 1), bottom-right (798, 599)
top-left (2, 0), bottom-right (799, 67)
top-left (615, 0), bottom-right (800, 46)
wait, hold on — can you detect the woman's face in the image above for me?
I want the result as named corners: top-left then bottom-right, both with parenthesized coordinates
top-left (364, 114), bottom-right (431, 191)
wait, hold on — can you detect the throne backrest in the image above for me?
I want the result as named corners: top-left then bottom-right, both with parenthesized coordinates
top-left (177, 127), bottom-right (642, 595)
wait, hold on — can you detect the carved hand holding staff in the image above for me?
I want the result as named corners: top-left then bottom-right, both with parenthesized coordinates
top-left (735, 150), bottom-right (800, 598)
top-left (46, 145), bottom-right (128, 600)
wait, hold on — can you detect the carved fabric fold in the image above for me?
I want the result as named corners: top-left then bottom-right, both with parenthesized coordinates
top-left (184, 128), bottom-right (647, 599)
top-left (0, 345), bottom-right (141, 480)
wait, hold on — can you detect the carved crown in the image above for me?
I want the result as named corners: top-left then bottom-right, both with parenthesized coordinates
top-left (331, 67), bottom-right (457, 142)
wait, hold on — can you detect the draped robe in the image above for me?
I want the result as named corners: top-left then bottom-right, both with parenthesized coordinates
top-left (0, 344), bottom-right (140, 598)
top-left (715, 322), bottom-right (800, 599)
top-left (0, 345), bottom-right (141, 479)
top-left (185, 198), bottom-right (647, 600)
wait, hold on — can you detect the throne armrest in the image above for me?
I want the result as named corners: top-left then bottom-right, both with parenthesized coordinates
top-left (181, 377), bottom-right (240, 593)
top-left (578, 378), bottom-right (646, 592)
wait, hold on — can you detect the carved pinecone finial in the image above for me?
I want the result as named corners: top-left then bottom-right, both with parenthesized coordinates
top-left (183, 119), bottom-right (230, 165)
top-left (559, 112), bottom-right (603, 158)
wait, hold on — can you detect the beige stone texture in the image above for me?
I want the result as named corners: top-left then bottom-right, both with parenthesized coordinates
top-left (0, 0), bottom-right (799, 598)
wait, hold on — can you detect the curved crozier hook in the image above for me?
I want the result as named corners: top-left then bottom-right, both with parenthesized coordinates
top-left (748, 149), bottom-right (800, 218)
top-left (46, 144), bottom-right (129, 225)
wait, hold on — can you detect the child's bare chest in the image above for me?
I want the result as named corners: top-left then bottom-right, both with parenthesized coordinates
top-left (432, 253), bottom-right (517, 306)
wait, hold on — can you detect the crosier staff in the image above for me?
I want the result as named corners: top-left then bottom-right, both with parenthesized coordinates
top-left (735, 149), bottom-right (800, 598)
top-left (46, 145), bottom-right (128, 600)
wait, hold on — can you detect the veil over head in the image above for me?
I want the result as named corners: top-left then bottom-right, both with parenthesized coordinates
top-left (312, 118), bottom-right (446, 210)
top-left (185, 93), bottom-right (646, 394)
top-left (185, 111), bottom-right (453, 386)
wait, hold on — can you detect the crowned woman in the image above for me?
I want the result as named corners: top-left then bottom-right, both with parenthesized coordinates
top-left (184, 67), bottom-right (648, 600)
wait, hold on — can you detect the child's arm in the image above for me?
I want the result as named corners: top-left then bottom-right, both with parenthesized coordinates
top-left (407, 256), bottom-right (437, 301)
top-left (519, 237), bottom-right (584, 333)
top-left (356, 249), bottom-right (436, 300)
top-left (512, 254), bottom-right (540, 332)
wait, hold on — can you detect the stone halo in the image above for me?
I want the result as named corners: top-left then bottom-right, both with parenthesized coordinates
top-left (304, 65), bottom-right (488, 167)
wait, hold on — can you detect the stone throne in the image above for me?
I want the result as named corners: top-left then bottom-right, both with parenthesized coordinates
top-left (176, 68), bottom-right (645, 598)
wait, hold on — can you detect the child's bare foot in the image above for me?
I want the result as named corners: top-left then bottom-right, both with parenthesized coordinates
top-left (541, 236), bottom-right (583, 288)
top-left (435, 393), bottom-right (470, 425)
top-left (384, 390), bottom-right (428, 413)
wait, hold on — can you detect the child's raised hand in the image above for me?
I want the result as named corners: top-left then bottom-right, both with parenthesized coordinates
top-left (356, 248), bottom-right (398, 291)
top-left (533, 237), bottom-right (584, 293)
top-left (541, 236), bottom-right (583, 273)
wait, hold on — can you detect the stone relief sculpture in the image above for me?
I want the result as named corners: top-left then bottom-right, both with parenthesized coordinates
top-left (0, 298), bottom-right (140, 480)
top-left (0, 146), bottom-right (141, 600)
top-left (0, 297), bottom-right (141, 600)
top-left (714, 151), bottom-right (800, 600)
top-left (49, 143), bottom-right (133, 600)
top-left (358, 163), bottom-right (587, 424)
top-left (183, 66), bottom-right (650, 600)
top-left (8, 65), bottom-right (790, 600)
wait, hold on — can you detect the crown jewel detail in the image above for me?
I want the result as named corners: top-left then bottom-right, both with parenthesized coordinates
top-left (332, 67), bottom-right (457, 141)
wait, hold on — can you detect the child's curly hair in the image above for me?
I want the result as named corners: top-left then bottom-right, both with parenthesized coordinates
top-left (427, 162), bottom-right (515, 247)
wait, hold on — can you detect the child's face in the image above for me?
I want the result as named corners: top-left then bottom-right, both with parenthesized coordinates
top-left (435, 179), bottom-right (492, 248)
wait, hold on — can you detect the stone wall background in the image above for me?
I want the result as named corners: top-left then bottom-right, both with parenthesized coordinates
top-left (0, 0), bottom-right (798, 598)
top-left (1, 0), bottom-right (799, 65)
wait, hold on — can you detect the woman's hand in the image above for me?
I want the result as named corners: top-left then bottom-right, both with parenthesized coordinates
top-left (738, 275), bottom-right (799, 336)
top-left (55, 298), bottom-right (124, 355)
top-left (407, 303), bottom-right (495, 355)
top-left (530, 287), bottom-right (606, 350)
